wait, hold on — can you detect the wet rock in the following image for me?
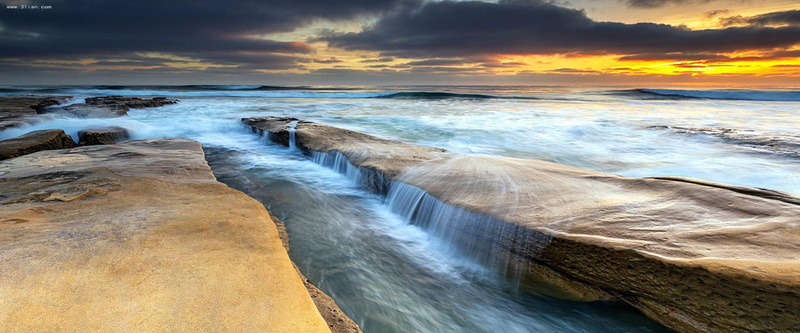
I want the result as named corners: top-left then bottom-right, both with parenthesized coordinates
top-left (78, 126), bottom-right (130, 146)
top-left (63, 104), bottom-right (129, 117)
top-left (244, 116), bottom-right (800, 333)
top-left (61, 96), bottom-right (178, 117)
top-left (0, 129), bottom-right (77, 160)
top-left (0, 96), bottom-right (72, 130)
top-left (85, 95), bottom-right (177, 109)
top-left (0, 139), bottom-right (331, 332)
top-left (647, 125), bottom-right (800, 157)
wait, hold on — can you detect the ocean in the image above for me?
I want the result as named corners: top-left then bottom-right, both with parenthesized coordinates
top-left (1, 85), bottom-right (798, 332)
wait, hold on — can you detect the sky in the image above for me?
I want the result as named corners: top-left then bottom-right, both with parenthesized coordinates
top-left (0, 0), bottom-right (798, 86)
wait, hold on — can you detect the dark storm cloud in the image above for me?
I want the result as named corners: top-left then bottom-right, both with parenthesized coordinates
top-left (321, 0), bottom-right (800, 59)
top-left (313, 57), bottom-right (344, 64)
top-left (623, 0), bottom-right (714, 8)
top-left (720, 10), bottom-right (800, 27)
top-left (0, 0), bottom-right (413, 69)
top-left (359, 57), bottom-right (394, 63)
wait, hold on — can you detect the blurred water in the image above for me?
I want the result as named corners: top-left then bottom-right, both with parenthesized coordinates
top-left (2, 85), bottom-right (799, 332)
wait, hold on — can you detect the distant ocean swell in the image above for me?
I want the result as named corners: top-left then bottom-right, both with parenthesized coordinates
top-left (373, 92), bottom-right (541, 100)
top-left (619, 88), bottom-right (800, 102)
top-left (2, 85), bottom-right (799, 102)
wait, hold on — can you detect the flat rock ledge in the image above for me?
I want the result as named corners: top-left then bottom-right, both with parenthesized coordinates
top-left (244, 116), bottom-right (800, 333)
top-left (0, 96), bottom-right (72, 130)
top-left (0, 129), bottom-right (76, 160)
top-left (0, 139), bottom-right (332, 332)
top-left (78, 126), bottom-right (130, 145)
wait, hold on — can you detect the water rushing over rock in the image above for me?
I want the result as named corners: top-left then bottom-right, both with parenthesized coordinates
top-left (244, 115), bottom-right (800, 333)
top-left (385, 181), bottom-right (553, 287)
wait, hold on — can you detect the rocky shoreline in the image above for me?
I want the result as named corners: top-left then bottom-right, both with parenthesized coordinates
top-left (3, 93), bottom-right (797, 332)
top-left (243, 116), bottom-right (800, 333)
top-left (0, 96), bottom-right (362, 332)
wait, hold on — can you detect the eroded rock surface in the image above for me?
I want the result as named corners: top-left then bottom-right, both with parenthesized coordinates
top-left (0, 96), bottom-right (72, 130)
top-left (0, 129), bottom-right (77, 160)
top-left (244, 116), bottom-right (800, 333)
top-left (0, 139), bottom-right (331, 332)
top-left (78, 126), bottom-right (130, 145)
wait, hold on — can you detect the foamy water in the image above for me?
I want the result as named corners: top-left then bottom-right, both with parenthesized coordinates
top-left (2, 85), bottom-right (799, 332)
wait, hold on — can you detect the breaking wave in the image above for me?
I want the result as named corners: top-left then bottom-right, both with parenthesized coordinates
top-left (375, 91), bottom-right (540, 100)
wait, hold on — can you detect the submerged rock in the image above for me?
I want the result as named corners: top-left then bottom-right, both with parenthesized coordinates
top-left (647, 125), bottom-right (800, 157)
top-left (244, 116), bottom-right (800, 333)
top-left (77, 126), bottom-right (130, 145)
top-left (0, 96), bottom-right (72, 130)
top-left (0, 129), bottom-right (77, 160)
top-left (0, 139), bottom-right (332, 332)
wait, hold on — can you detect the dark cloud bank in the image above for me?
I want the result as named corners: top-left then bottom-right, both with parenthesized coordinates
top-left (1, 0), bottom-right (799, 81)
top-left (0, 0), bottom-right (411, 70)
top-left (322, 0), bottom-right (800, 61)
top-left (721, 9), bottom-right (800, 27)
top-left (623, 0), bottom-right (715, 9)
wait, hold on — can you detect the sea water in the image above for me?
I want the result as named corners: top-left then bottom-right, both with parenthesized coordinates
top-left (2, 85), bottom-right (799, 332)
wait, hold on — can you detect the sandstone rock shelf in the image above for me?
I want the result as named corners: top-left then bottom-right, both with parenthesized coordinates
top-left (0, 139), bottom-right (334, 332)
top-left (243, 116), bottom-right (800, 333)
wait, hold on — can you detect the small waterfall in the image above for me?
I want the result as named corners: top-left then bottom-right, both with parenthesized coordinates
top-left (308, 150), bottom-right (553, 287)
top-left (287, 120), bottom-right (299, 150)
top-left (385, 181), bottom-right (551, 285)
top-left (247, 123), bottom-right (552, 287)
top-left (310, 150), bottom-right (391, 194)
top-left (311, 150), bottom-right (363, 186)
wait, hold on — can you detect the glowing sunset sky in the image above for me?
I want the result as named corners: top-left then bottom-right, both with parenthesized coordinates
top-left (0, 0), bottom-right (798, 85)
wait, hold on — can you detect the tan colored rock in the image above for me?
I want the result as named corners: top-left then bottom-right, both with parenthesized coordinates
top-left (0, 139), bottom-right (331, 333)
top-left (0, 129), bottom-right (77, 160)
top-left (78, 126), bottom-right (130, 145)
top-left (244, 116), bottom-right (800, 333)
